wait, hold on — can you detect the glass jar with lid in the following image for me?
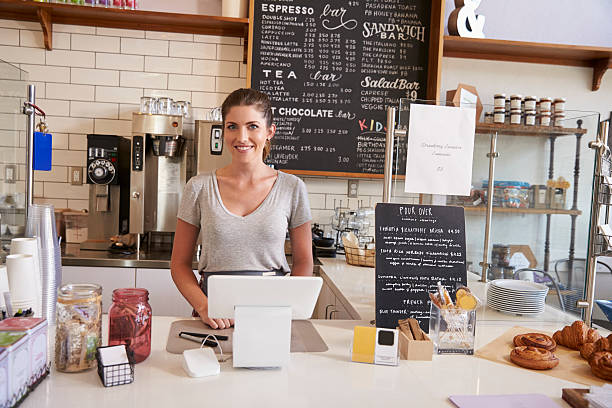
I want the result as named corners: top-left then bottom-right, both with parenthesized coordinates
top-left (55, 283), bottom-right (102, 372)
top-left (108, 288), bottom-right (152, 363)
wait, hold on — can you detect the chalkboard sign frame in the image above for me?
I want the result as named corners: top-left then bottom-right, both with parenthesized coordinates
top-left (246, 0), bottom-right (445, 179)
top-left (374, 203), bottom-right (468, 332)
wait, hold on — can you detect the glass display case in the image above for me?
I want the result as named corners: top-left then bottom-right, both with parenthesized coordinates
top-left (0, 60), bottom-right (28, 262)
top-left (385, 98), bottom-right (601, 319)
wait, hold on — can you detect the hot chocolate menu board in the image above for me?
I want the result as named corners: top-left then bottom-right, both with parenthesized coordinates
top-left (375, 203), bottom-right (467, 331)
top-left (250, 0), bottom-right (432, 176)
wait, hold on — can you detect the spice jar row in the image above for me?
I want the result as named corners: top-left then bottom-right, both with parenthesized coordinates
top-left (488, 94), bottom-right (567, 126)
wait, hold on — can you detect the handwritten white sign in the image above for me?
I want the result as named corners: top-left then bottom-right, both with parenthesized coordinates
top-left (404, 104), bottom-right (476, 196)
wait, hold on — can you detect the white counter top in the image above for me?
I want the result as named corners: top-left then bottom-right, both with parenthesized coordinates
top-left (319, 257), bottom-right (577, 327)
top-left (23, 257), bottom-right (605, 407)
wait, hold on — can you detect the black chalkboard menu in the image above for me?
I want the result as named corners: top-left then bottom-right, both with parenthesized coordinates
top-left (250, 0), bottom-right (433, 177)
top-left (375, 203), bottom-right (467, 331)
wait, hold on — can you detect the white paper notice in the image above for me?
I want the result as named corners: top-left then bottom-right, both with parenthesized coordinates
top-left (404, 104), bottom-right (476, 196)
top-left (459, 88), bottom-right (477, 107)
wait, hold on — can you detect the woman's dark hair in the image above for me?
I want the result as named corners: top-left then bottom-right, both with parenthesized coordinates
top-left (221, 88), bottom-right (274, 160)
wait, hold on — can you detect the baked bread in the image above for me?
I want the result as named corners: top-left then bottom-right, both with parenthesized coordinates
top-left (552, 320), bottom-right (601, 350)
top-left (589, 351), bottom-right (612, 381)
top-left (510, 346), bottom-right (559, 370)
top-left (513, 333), bottom-right (557, 352)
top-left (580, 334), bottom-right (612, 360)
top-left (581, 342), bottom-right (597, 360)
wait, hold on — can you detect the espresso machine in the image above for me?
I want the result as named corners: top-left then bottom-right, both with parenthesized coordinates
top-left (130, 113), bottom-right (192, 245)
top-left (81, 134), bottom-right (131, 250)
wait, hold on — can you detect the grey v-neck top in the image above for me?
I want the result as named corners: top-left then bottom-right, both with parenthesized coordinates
top-left (177, 171), bottom-right (311, 274)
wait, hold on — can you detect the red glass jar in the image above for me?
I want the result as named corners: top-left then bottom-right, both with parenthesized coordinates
top-left (108, 288), bottom-right (152, 363)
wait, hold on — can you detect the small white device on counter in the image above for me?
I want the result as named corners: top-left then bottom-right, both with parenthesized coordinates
top-left (182, 347), bottom-right (220, 377)
top-left (208, 276), bottom-right (322, 368)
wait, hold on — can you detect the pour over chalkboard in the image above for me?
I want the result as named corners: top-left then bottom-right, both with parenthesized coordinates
top-left (375, 203), bottom-right (467, 331)
top-left (249, 0), bottom-right (444, 177)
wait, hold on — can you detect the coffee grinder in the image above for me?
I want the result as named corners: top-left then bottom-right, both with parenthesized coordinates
top-left (81, 134), bottom-right (131, 250)
top-left (130, 113), bottom-right (191, 246)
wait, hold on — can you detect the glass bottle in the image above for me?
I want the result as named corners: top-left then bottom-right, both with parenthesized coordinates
top-left (108, 288), bottom-right (152, 363)
top-left (55, 283), bottom-right (103, 372)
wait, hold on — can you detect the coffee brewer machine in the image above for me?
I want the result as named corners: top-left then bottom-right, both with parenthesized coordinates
top-left (130, 113), bottom-right (192, 242)
top-left (81, 134), bottom-right (131, 250)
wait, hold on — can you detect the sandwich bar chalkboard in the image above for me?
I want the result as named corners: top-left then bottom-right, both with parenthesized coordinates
top-left (375, 203), bottom-right (467, 331)
top-left (248, 0), bottom-right (444, 178)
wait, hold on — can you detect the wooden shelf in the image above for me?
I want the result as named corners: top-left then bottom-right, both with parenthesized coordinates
top-left (462, 206), bottom-right (581, 216)
top-left (443, 36), bottom-right (612, 91)
top-left (0, 0), bottom-right (249, 51)
top-left (475, 122), bottom-right (588, 137)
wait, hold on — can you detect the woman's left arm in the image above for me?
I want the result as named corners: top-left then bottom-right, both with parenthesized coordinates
top-left (289, 221), bottom-right (313, 276)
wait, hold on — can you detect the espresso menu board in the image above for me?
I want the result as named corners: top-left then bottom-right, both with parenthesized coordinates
top-left (375, 203), bottom-right (467, 331)
top-left (250, 0), bottom-right (432, 176)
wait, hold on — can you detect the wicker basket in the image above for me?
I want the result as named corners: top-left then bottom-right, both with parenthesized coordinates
top-left (344, 245), bottom-right (375, 267)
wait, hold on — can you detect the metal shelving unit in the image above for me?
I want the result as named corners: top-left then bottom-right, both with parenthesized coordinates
top-left (477, 121), bottom-right (587, 282)
top-left (583, 120), bottom-right (612, 326)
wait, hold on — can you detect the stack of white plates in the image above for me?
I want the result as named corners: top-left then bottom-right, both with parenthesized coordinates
top-left (487, 279), bottom-right (549, 315)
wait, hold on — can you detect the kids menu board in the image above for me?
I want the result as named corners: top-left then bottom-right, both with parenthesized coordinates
top-left (375, 203), bottom-right (467, 331)
top-left (250, 0), bottom-right (433, 176)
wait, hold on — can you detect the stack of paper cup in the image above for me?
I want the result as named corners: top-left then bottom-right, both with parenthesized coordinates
top-left (10, 237), bottom-right (43, 317)
top-left (0, 265), bottom-right (9, 310)
top-left (6, 254), bottom-right (37, 313)
top-left (26, 204), bottom-right (62, 324)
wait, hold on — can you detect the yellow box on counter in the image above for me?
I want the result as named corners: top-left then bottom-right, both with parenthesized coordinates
top-left (351, 326), bottom-right (399, 366)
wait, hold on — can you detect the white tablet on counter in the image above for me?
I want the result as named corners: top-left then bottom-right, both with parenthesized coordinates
top-left (207, 275), bottom-right (322, 320)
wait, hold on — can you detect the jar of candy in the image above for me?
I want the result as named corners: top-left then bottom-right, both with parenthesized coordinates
top-left (108, 288), bottom-right (152, 363)
top-left (55, 284), bottom-right (102, 372)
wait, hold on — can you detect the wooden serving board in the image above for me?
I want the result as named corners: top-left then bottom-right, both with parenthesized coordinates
top-left (475, 326), bottom-right (607, 387)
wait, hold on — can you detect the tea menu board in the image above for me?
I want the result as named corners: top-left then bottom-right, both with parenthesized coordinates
top-left (250, 0), bottom-right (432, 176)
top-left (375, 203), bottom-right (467, 331)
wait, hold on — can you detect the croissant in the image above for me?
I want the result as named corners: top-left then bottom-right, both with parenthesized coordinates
top-left (580, 334), bottom-right (612, 359)
top-left (589, 351), bottom-right (612, 381)
top-left (552, 321), bottom-right (601, 350)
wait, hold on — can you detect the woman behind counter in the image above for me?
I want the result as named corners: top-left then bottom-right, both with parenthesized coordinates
top-left (170, 88), bottom-right (313, 329)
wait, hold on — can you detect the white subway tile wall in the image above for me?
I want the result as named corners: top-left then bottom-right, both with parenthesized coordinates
top-left (0, 19), bottom-right (412, 225)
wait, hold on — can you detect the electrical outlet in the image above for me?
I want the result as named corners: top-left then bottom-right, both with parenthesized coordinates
top-left (4, 165), bottom-right (16, 184)
top-left (70, 167), bottom-right (83, 185)
top-left (347, 179), bottom-right (359, 198)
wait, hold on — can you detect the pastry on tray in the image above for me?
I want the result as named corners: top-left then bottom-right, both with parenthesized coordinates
top-left (580, 334), bottom-right (612, 360)
top-left (510, 346), bottom-right (559, 370)
top-left (552, 320), bottom-right (601, 350)
top-left (513, 333), bottom-right (557, 352)
top-left (589, 351), bottom-right (612, 381)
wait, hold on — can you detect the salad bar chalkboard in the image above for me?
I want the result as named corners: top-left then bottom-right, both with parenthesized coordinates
top-left (248, 0), bottom-right (443, 177)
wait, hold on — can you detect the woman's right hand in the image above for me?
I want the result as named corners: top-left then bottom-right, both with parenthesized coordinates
top-left (196, 303), bottom-right (233, 329)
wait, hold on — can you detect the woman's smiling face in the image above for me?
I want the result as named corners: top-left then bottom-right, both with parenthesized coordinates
top-left (223, 104), bottom-right (275, 163)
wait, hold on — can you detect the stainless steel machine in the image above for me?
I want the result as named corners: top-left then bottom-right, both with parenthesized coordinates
top-left (195, 120), bottom-right (232, 174)
top-left (128, 115), bottom-right (232, 251)
top-left (130, 113), bottom-right (191, 239)
top-left (81, 134), bottom-right (131, 250)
